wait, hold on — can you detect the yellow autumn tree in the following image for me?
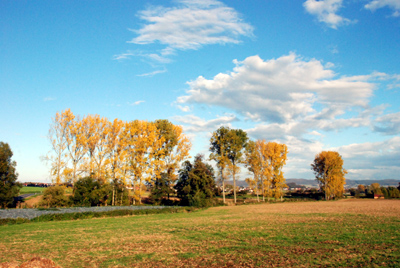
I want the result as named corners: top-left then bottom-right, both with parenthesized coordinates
top-left (65, 115), bottom-right (87, 183)
top-left (245, 140), bottom-right (262, 202)
top-left (123, 120), bottom-right (162, 204)
top-left (42, 109), bottom-right (75, 184)
top-left (80, 114), bottom-right (109, 181)
top-left (254, 140), bottom-right (272, 201)
top-left (151, 120), bottom-right (191, 200)
top-left (311, 151), bottom-right (347, 200)
top-left (249, 140), bottom-right (288, 202)
top-left (105, 118), bottom-right (127, 183)
top-left (266, 142), bottom-right (288, 201)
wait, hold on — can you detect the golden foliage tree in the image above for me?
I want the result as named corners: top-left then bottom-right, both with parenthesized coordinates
top-left (65, 115), bottom-right (87, 183)
top-left (42, 109), bottom-right (75, 184)
top-left (247, 140), bottom-right (288, 202)
top-left (266, 142), bottom-right (288, 201)
top-left (311, 151), bottom-right (347, 200)
top-left (123, 120), bottom-right (161, 204)
top-left (244, 140), bottom-right (262, 202)
top-left (152, 120), bottom-right (191, 199)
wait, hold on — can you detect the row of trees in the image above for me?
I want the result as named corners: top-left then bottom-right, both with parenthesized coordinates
top-left (349, 183), bottom-right (400, 199)
top-left (43, 109), bottom-right (191, 204)
top-left (209, 126), bottom-right (289, 204)
top-left (41, 110), bottom-right (348, 206)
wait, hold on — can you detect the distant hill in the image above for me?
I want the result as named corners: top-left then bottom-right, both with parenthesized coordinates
top-left (345, 179), bottom-right (399, 187)
top-left (222, 178), bottom-right (400, 188)
top-left (287, 178), bottom-right (400, 187)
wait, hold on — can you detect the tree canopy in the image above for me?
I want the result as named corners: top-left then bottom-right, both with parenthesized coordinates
top-left (210, 126), bottom-right (248, 203)
top-left (0, 142), bottom-right (22, 208)
top-left (175, 154), bottom-right (216, 207)
top-left (311, 151), bottom-right (347, 200)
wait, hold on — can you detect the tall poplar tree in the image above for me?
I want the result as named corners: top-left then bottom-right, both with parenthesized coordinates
top-left (209, 126), bottom-right (230, 204)
top-left (210, 126), bottom-right (248, 204)
top-left (311, 151), bottom-right (347, 200)
top-left (42, 109), bottom-right (74, 184)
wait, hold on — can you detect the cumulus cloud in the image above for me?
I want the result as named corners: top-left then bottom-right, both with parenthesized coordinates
top-left (332, 137), bottom-right (400, 179)
top-left (173, 114), bottom-right (238, 133)
top-left (177, 53), bottom-right (378, 124)
top-left (373, 112), bottom-right (400, 135)
top-left (115, 0), bottom-right (253, 65)
top-left (131, 0), bottom-right (253, 49)
top-left (303, 0), bottom-right (354, 29)
top-left (365, 0), bottom-right (400, 17)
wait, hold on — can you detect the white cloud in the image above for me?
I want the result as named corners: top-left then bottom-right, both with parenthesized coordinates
top-left (128, 100), bottom-right (145, 106)
top-left (117, 0), bottom-right (253, 64)
top-left (173, 114), bottom-right (238, 133)
top-left (176, 105), bottom-right (191, 112)
top-left (303, 0), bottom-right (354, 29)
top-left (137, 69), bottom-right (167, 77)
top-left (374, 111), bottom-right (400, 135)
top-left (43, 97), bottom-right (56, 102)
top-left (365, 0), bottom-right (400, 17)
top-left (331, 137), bottom-right (400, 179)
top-left (113, 51), bottom-right (135, 60)
top-left (178, 53), bottom-right (377, 124)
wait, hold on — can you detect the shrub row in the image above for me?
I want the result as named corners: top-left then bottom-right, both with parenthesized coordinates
top-left (0, 207), bottom-right (197, 226)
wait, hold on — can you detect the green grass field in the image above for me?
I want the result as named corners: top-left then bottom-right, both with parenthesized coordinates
top-left (19, 186), bottom-right (45, 194)
top-left (1, 199), bottom-right (399, 267)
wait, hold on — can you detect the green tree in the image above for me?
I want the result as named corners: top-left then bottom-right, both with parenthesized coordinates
top-left (370, 183), bottom-right (382, 195)
top-left (71, 176), bottom-right (110, 206)
top-left (311, 151), bottom-right (347, 200)
top-left (388, 187), bottom-right (400, 198)
top-left (39, 185), bottom-right (71, 208)
top-left (0, 142), bottom-right (22, 208)
top-left (210, 127), bottom-right (248, 204)
top-left (149, 173), bottom-right (175, 205)
top-left (152, 119), bottom-right (191, 201)
top-left (175, 154), bottom-right (216, 207)
top-left (209, 126), bottom-right (230, 204)
top-left (225, 129), bottom-right (248, 204)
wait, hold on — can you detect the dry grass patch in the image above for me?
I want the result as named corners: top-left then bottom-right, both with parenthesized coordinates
top-left (1, 199), bottom-right (399, 267)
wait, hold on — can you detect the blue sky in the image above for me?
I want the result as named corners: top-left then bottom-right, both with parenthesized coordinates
top-left (1, 0), bottom-right (400, 182)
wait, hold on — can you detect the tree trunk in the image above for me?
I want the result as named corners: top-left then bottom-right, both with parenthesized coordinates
top-left (112, 187), bottom-right (115, 206)
top-left (221, 168), bottom-right (226, 204)
top-left (233, 166), bottom-right (237, 204)
top-left (256, 181), bottom-right (259, 202)
top-left (222, 178), bottom-right (226, 204)
top-left (262, 177), bottom-right (265, 202)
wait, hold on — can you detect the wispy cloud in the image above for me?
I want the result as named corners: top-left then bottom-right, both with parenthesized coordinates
top-left (43, 97), bottom-right (56, 102)
top-left (113, 51), bottom-right (136, 60)
top-left (116, 0), bottom-right (253, 64)
top-left (365, 0), bottom-right (400, 17)
top-left (137, 69), bottom-right (167, 77)
top-left (128, 100), bottom-right (145, 106)
top-left (303, 0), bottom-right (355, 29)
